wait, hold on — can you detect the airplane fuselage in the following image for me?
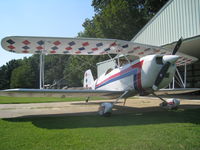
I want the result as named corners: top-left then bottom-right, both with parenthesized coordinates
top-left (92, 55), bottom-right (177, 93)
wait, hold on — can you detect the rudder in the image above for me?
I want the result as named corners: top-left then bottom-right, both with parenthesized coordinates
top-left (83, 69), bottom-right (95, 89)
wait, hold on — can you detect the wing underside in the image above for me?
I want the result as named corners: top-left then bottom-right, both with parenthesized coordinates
top-left (1, 36), bottom-right (198, 66)
top-left (154, 88), bottom-right (200, 95)
top-left (1, 88), bottom-right (199, 98)
top-left (0, 89), bottom-right (124, 99)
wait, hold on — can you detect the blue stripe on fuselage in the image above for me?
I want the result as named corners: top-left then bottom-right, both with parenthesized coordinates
top-left (95, 68), bottom-right (138, 89)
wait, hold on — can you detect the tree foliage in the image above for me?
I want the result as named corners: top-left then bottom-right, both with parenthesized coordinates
top-left (44, 55), bottom-right (69, 85)
top-left (0, 59), bottom-right (22, 89)
top-left (80, 0), bottom-right (168, 40)
top-left (10, 65), bottom-right (36, 88)
top-left (10, 56), bottom-right (39, 88)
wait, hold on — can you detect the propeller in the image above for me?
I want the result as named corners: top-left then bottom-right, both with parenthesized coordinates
top-left (172, 37), bottom-right (182, 55)
top-left (152, 38), bottom-right (183, 91)
top-left (153, 62), bottom-right (171, 89)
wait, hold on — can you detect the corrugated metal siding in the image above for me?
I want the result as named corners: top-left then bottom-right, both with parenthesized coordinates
top-left (132, 0), bottom-right (200, 46)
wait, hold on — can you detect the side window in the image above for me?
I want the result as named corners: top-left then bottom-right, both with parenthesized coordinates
top-left (156, 56), bottom-right (163, 65)
top-left (105, 68), bottom-right (113, 75)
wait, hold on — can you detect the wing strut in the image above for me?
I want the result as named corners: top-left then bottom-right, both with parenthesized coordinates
top-left (39, 53), bottom-right (45, 89)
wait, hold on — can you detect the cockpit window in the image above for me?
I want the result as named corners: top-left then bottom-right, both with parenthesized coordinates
top-left (156, 56), bottom-right (163, 64)
top-left (105, 68), bottom-right (113, 75)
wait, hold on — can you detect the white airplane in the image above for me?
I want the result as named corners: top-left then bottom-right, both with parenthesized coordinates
top-left (1, 36), bottom-right (199, 116)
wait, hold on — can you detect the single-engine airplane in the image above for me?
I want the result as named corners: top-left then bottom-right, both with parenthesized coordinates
top-left (1, 36), bottom-right (199, 116)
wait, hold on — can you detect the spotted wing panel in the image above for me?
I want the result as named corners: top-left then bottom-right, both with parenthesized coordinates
top-left (1, 36), bottom-right (198, 66)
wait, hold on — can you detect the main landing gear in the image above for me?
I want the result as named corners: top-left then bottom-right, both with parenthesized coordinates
top-left (152, 93), bottom-right (180, 110)
top-left (98, 91), bottom-right (181, 117)
top-left (98, 91), bottom-right (129, 117)
top-left (98, 102), bottom-right (113, 117)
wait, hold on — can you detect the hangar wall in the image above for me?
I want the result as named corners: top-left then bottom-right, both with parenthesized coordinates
top-left (186, 62), bottom-right (200, 87)
top-left (132, 0), bottom-right (200, 46)
top-left (131, 0), bottom-right (200, 88)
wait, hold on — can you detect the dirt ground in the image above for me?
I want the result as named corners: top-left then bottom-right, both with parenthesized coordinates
top-left (0, 97), bottom-right (200, 118)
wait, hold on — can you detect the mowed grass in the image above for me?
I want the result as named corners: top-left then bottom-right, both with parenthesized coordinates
top-left (0, 109), bottom-right (200, 150)
top-left (0, 96), bottom-right (107, 104)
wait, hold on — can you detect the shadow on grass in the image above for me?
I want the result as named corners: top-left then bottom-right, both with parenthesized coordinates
top-left (3, 105), bottom-right (200, 129)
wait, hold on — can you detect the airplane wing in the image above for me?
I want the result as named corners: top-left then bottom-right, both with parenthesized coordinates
top-left (1, 36), bottom-right (198, 66)
top-left (0, 88), bottom-right (124, 99)
top-left (1, 88), bottom-right (199, 97)
top-left (154, 88), bottom-right (200, 95)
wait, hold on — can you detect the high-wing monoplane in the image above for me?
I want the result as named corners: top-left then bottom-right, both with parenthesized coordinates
top-left (1, 36), bottom-right (199, 116)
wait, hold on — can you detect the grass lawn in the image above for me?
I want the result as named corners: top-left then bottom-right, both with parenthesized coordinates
top-left (0, 96), bottom-right (107, 104)
top-left (0, 109), bottom-right (200, 150)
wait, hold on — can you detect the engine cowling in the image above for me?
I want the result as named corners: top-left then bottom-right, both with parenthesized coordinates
top-left (160, 98), bottom-right (180, 110)
top-left (98, 102), bottom-right (113, 117)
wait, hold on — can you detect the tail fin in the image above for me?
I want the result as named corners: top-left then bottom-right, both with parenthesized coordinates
top-left (83, 69), bottom-right (95, 89)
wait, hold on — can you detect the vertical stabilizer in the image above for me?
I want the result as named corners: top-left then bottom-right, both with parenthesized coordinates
top-left (83, 69), bottom-right (95, 89)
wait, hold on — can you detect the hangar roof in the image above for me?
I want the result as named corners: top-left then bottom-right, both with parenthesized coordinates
top-left (163, 36), bottom-right (200, 59)
top-left (132, 0), bottom-right (200, 59)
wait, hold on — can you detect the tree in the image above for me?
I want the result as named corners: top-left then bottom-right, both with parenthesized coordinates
top-left (44, 55), bottom-right (69, 86)
top-left (0, 59), bottom-right (22, 89)
top-left (80, 0), bottom-right (169, 40)
top-left (94, 0), bottom-right (147, 40)
top-left (92, 0), bottom-right (169, 17)
top-left (10, 65), bottom-right (36, 88)
top-left (0, 65), bottom-right (9, 89)
top-left (9, 55), bottom-right (39, 88)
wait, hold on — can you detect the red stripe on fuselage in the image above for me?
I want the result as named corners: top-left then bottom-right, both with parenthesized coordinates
top-left (133, 61), bottom-right (143, 90)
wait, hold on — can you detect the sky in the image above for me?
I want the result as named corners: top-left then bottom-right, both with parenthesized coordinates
top-left (0, 0), bottom-right (94, 67)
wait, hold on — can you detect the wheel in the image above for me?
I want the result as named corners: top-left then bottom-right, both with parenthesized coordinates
top-left (98, 103), bottom-right (113, 116)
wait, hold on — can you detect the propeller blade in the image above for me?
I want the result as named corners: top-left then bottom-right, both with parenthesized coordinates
top-left (153, 62), bottom-right (171, 90)
top-left (172, 38), bottom-right (183, 55)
